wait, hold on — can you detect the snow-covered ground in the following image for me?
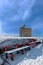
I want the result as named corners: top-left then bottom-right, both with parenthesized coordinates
top-left (4, 43), bottom-right (43, 65)
top-left (0, 36), bottom-right (43, 65)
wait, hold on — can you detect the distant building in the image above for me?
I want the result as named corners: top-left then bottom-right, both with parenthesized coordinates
top-left (20, 25), bottom-right (32, 37)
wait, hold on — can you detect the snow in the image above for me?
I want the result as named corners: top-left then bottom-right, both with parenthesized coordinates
top-left (4, 43), bottom-right (43, 65)
top-left (5, 46), bottom-right (30, 54)
top-left (0, 36), bottom-right (42, 48)
top-left (0, 57), bottom-right (3, 64)
top-left (0, 36), bottom-right (43, 65)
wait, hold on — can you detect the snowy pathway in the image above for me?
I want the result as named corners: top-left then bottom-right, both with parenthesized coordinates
top-left (4, 43), bottom-right (43, 65)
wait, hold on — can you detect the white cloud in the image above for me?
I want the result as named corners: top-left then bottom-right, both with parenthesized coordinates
top-left (0, 0), bottom-right (35, 21)
top-left (0, 21), bottom-right (6, 34)
top-left (22, 10), bottom-right (29, 20)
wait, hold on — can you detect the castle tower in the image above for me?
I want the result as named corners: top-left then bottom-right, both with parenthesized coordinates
top-left (20, 25), bottom-right (32, 37)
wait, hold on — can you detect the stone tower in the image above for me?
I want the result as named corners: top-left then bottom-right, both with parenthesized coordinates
top-left (20, 25), bottom-right (32, 37)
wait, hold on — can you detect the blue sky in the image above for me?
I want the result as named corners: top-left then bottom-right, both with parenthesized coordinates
top-left (0, 0), bottom-right (43, 36)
